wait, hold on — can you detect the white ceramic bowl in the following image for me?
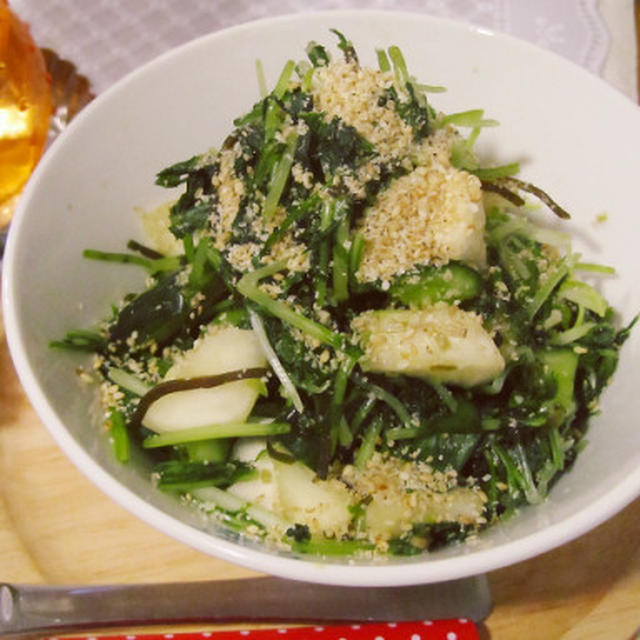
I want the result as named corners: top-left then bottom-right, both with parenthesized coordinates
top-left (4, 10), bottom-right (640, 587)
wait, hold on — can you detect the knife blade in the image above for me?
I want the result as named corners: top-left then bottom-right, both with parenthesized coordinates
top-left (0, 574), bottom-right (492, 639)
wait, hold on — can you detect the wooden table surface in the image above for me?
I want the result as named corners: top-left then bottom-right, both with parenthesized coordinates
top-left (1, 326), bottom-right (638, 640)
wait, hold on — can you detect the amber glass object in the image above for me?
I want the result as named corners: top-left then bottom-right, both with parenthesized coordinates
top-left (0, 0), bottom-right (52, 226)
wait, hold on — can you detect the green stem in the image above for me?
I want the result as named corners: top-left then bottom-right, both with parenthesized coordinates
top-left (350, 394), bottom-right (377, 436)
top-left (290, 537), bottom-right (375, 556)
top-left (337, 416), bottom-right (353, 448)
top-left (548, 427), bottom-right (565, 471)
top-left (471, 163), bottom-right (520, 181)
top-left (575, 262), bottom-right (616, 275)
top-left (441, 110), bottom-right (499, 129)
top-left (107, 368), bottom-right (152, 396)
top-left (182, 234), bottom-right (195, 262)
top-left (525, 256), bottom-right (573, 319)
top-left (348, 231), bottom-right (365, 284)
top-left (109, 410), bottom-right (130, 463)
top-left (143, 421), bottom-right (291, 449)
top-left (264, 60), bottom-right (295, 140)
top-left (263, 133), bottom-right (298, 220)
top-left (49, 329), bottom-right (106, 352)
top-left (263, 193), bottom-right (321, 252)
top-left (315, 241), bottom-right (330, 307)
top-left (384, 426), bottom-right (422, 441)
top-left (237, 263), bottom-right (351, 352)
top-left (83, 249), bottom-right (181, 273)
top-left (355, 377), bottom-right (414, 430)
top-left (188, 236), bottom-right (215, 290)
top-left (255, 59), bottom-right (268, 98)
top-left (332, 218), bottom-right (350, 303)
top-left (354, 414), bottom-right (384, 468)
top-left (184, 439), bottom-right (231, 463)
top-left (273, 59), bottom-right (295, 99)
top-left (376, 49), bottom-right (391, 72)
top-left (388, 45), bottom-right (409, 87)
top-left (329, 356), bottom-right (357, 451)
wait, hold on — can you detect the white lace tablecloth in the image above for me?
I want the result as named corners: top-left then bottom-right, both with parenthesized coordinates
top-left (11, 0), bottom-right (638, 101)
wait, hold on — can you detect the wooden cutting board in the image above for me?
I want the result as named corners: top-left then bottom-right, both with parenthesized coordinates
top-left (1, 327), bottom-right (638, 639)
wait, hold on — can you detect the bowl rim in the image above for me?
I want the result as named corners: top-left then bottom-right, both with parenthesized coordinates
top-left (3, 8), bottom-right (640, 586)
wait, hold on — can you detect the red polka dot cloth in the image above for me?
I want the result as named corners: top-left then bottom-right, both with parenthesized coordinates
top-left (50, 619), bottom-right (479, 640)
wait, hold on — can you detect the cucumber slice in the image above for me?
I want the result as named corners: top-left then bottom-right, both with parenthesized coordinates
top-left (538, 348), bottom-right (579, 416)
top-left (389, 262), bottom-right (482, 308)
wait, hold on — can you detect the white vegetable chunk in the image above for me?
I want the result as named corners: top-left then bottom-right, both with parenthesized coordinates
top-left (352, 304), bottom-right (505, 387)
top-left (137, 200), bottom-right (183, 257)
top-left (225, 446), bottom-right (356, 537)
top-left (356, 162), bottom-right (486, 283)
top-left (272, 459), bottom-right (354, 537)
top-left (167, 324), bottom-right (266, 378)
top-left (341, 454), bottom-right (487, 541)
top-left (226, 439), bottom-right (281, 512)
top-left (142, 325), bottom-right (267, 433)
top-left (142, 380), bottom-right (264, 433)
top-left (365, 486), bottom-right (487, 540)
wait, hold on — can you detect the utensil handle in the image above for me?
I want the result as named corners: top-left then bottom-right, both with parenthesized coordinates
top-left (0, 575), bottom-right (491, 639)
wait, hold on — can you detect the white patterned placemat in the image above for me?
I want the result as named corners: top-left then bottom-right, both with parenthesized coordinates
top-left (12, 0), bottom-right (611, 95)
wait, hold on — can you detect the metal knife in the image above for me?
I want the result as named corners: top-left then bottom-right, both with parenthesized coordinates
top-left (0, 574), bottom-right (492, 639)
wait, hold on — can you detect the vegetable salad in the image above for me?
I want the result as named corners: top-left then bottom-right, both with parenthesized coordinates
top-left (54, 32), bottom-right (634, 557)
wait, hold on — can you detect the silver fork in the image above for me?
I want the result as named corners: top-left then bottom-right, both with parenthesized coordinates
top-left (0, 574), bottom-right (492, 639)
